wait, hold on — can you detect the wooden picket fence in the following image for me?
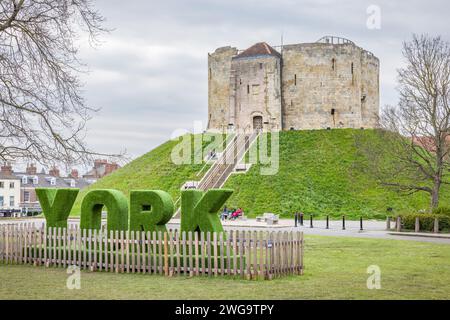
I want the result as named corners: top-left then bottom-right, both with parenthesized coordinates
top-left (0, 223), bottom-right (303, 280)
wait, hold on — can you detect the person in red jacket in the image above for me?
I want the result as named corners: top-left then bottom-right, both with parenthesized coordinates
top-left (231, 208), bottom-right (243, 220)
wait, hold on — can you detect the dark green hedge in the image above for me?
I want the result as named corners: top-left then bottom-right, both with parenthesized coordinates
top-left (398, 213), bottom-right (450, 232)
top-left (431, 207), bottom-right (450, 217)
top-left (36, 188), bottom-right (79, 228)
top-left (80, 189), bottom-right (128, 231)
top-left (129, 190), bottom-right (174, 233)
top-left (180, 189), bottom-right (233, 233)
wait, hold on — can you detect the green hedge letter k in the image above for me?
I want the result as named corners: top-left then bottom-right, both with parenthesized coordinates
top-left (180, 189), bottom-right (233, 233)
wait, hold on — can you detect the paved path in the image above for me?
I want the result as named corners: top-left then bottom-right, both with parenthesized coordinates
top-left (2, 217), bottom-right (450, 244)
top-left (168, 218), bottom-right (450, 244)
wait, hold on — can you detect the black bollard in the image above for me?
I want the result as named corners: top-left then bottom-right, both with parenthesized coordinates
top-left (326, 215), bottom-right (329, 229)
top-left (342, 215), bottom-right (346, 230)
top-left (310, 215), bottom-right (313, 228)
top-left (360, 216), bottom-right (363, 231)
top-left (300, 212), bottom-right (304, 226)
top-left (294, 212), bottom-right (298, 227)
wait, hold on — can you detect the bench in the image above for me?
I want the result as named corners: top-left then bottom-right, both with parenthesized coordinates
top-left (256, 213), bottom-right (279, 225)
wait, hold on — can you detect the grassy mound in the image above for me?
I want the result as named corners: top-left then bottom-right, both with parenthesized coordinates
top-left (225, 129), bottom-right (450, 219)
top-left (71, 129), bottom-right (450, 219)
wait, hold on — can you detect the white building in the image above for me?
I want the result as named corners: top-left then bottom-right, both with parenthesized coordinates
top-left (0, 164), bottom-right (21, 216)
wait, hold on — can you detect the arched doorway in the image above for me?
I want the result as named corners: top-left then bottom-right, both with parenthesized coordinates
top-left (252, 116), bottom-right (263, 131)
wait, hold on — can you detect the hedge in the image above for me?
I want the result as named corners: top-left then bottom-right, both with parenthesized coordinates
top-left (129, 190), bottom-right (174, 233)
top-left (180, 189), bottom-right (233, 233)
top-left (36, 188), bottom-right (79, 229)
top-left (398, 213), bottom-right (450, 232)
top-left (80, 189), bottom-right (129, 231)
top-left (431, 207), bottom-right (450, 217)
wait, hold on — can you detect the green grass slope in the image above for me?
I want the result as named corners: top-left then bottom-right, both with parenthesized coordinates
top-left (225, 129), bottom-right (450, 218)
top-left (71, 129), bottom-right (450, 219)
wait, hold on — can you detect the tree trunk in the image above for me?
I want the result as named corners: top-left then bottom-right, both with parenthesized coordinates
top-left (431, 178), bottom-right (441, 209)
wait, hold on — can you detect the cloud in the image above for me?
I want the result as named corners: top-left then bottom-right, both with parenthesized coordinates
top-left (77, 0), bottom-right (450, 159)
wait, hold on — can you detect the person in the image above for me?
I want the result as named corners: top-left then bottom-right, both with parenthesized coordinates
top-left (231, 208), bottom-right (243, 220)
top-left (220, 206), bottom-right (229, 221)
top-left (208, 149), bottom-right (217, 160)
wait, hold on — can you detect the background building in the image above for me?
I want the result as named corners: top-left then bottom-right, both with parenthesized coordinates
top-left (0, 163), bottom-right (21, 216)
top-left (207, 36), bottom-right (379, 132)
top-left (83, 159), bottom-right (120, 179)
top-left (0, 161), bottom-right (114, 216)
top-left (14, 164), bottom-right (94, 215)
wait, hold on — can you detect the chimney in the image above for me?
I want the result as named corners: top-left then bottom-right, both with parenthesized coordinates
top-left (70, 169), bottom-right (79, 179)
top-left (49, 166), bottom-right (60, 177)
top-left (1, 163), bottom-right (13, 176)
top-left (26, 164), bottom-right (37, 175)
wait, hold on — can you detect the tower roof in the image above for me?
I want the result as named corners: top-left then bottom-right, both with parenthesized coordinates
top-left (234, 42), bottom-right (281, 59)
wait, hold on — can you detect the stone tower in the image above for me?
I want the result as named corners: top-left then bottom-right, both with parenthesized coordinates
top-left (207, 36), bottom-right (379, 132)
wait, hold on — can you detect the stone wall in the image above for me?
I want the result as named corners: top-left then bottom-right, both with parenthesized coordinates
top-left (208, 46), bottom-right (238, 131)
top-left (360, 51), bottom-right (380, 128)
top-left (282, 43), bottom-right (370, 130)
top-left (229, 55), bottom-right (282, 132)
top-left (207, 40), bottom-right (379, 132)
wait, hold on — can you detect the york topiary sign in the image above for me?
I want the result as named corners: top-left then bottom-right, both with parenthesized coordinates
top-left (36, 188), bottom-right (233, 232)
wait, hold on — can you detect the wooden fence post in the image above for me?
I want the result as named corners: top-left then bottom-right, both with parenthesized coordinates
top-left (415, 217), bottom-right (420, 233)
top-left (115, 230), bottom-right (120, 273)
top-left (213, 232), bottom-right (218, 277)
top-left (188, 231), bottom-right (194, 277)
top-left (135, 231), bottom-right (140, 274)
top-left (146, 231), bottom-right (151, 274)
top-left (164, 232), bottom-right (169, 276)
top-left (175, 230), bottom-right (181, 276)
top-left (300, 232), bottom-right (304, 275)
top-left (194, 231), bottom-right (199, 276)
top-left (182, 231), bottom-right (187, 276)
top-left (152, 231), bottom-right (157, 274)
top-left (93, 229), bottom-right (98, 271)
top-left (170, 230), bottom-right (175, 275)
top-left (219, 232), bottom-right (225, 276)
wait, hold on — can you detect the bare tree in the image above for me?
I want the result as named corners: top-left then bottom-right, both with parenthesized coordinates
top-left (356, 34), bottom-right (450, 210)
top-left (0, 0), bottom-right (121, 168)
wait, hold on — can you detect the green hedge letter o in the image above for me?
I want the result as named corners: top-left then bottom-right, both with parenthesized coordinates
top-left (80, 189), bottom-right (128, 231)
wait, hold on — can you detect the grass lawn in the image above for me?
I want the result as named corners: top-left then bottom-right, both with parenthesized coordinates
top-left (1, 235), bottom-right (449, 300)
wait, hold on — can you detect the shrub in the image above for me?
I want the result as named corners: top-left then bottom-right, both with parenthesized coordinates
top-left (431, 207), bottom-right (450, 217)
top-left (180, 189), bottom-right (233, 233)
top-left (36, 188), bottom-right (79, 228)
top-left (399, 213), bottom-right (450, 232)
top-left (80, 189), bottom-right (129, 231)
top-left (129, 190), bottom-right (174, 233)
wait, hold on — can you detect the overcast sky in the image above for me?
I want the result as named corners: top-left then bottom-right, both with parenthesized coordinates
top-left (77, 0), bottom-right (449, 160)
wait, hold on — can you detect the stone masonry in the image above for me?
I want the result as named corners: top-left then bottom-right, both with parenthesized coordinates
top-left (207, 36), bottom-right (379, 132)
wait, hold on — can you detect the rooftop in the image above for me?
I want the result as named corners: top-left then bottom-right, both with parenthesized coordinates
top-left (233, 42), bottom-right (281, 60)
top-left (14, 172), bottom-right (94, 189)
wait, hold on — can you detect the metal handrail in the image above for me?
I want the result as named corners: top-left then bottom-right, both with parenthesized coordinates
top-left (195, 133), bottom-right (235, 177)
top-left (213, 131), bottom-right (259, 189)
top-left (198, 134), bottom-right (239, 190)
top-left (172, 131), bottom-right (259, 218)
